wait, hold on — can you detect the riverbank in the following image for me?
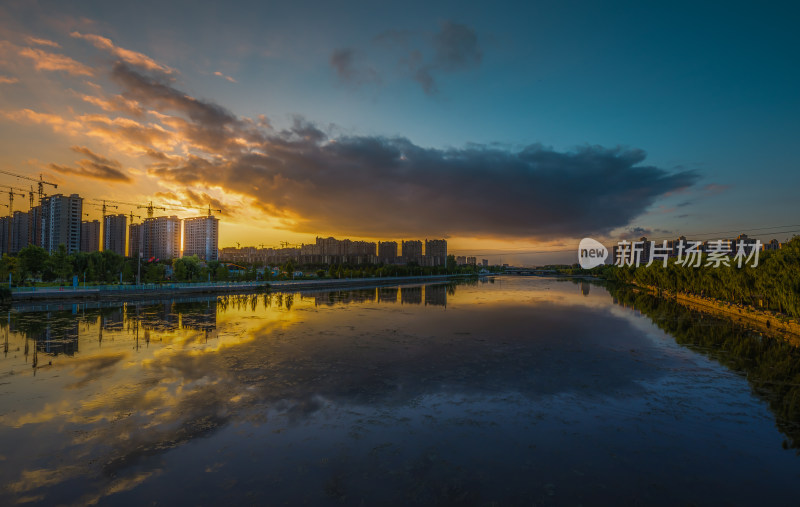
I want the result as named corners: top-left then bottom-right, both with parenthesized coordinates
top-left (635, 284), bottom-right (800, 341)
top-left (7, 274), bottom-right (477, 304)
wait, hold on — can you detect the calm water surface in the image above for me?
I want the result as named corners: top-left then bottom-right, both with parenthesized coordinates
top-left (1, 277), bottom-right (800, 505)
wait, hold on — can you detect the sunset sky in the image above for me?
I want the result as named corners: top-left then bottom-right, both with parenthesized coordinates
top-left (0, 1), bottom-right (798, 265)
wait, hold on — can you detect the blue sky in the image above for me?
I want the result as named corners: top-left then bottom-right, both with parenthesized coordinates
top-left (0, 0), bottom-right (798, 264)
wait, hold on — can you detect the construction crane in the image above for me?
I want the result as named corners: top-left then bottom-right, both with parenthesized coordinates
top-left (158, 201), bottom-right (222, 217)
top-left (89, 199), bottom-right (119, 218)
top-left (181, 203), bottom-right (222, 216)
top-left (83, 199), bottom-right (143, 223)
top-left (137, 201), bottom-right (167, 218)
top-left (86, 203), bottom-right (118, 222)
top-left (0, 185), bottom-right (28, 215)
top-left (86, 203), bottom-right (119, 251)
top-left (88, 198), bottom-right (221, 220)
top-left (0, 170), bottom-right (57, 204)
top-left (0, 185), bottom-right (28, 251)
top-left (88, 199), bottom-right (139, 208)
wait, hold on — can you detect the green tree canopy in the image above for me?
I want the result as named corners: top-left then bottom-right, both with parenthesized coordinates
top-left (18, 245), bottom-right (48, 281)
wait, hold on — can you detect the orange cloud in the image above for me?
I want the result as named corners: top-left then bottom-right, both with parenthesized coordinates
top-left (17, 46), bottom-right (93, 75)
top-left (48, 146), bottom-right (132, 182)
top-left (81, 116), bottom-right (177, 154)
top-left (154, 188), bottom-right (235, 217)
top-left (5, 104), bottom-right (178, 155)
top-left (70, 32), bottom-right (173, 74)
top-left (25, 36), bottom-right (61, 48)
top-left (79, 93), bottom-right (143, 116)
top-left (0, 75), bottom-right (19, 84)
top-left (213, 71), bottom-right (237, 83)
top-left (3, 108), bottom-right (82, 134)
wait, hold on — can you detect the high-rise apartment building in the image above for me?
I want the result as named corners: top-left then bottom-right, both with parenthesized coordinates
top-left (425, 239), bottom-right (447, 266)
top-left (129, 222), bottom-right (141, 258)
top-left (41, 194), bottom-right (83, 254)
top-left (346, 240), bottom-right (376, 257)
top-left (0, 212), bottom-right (30, 255)
top-left (128, 217), bottom-right (180, 260)
top-left (11, 211), bottom-right (29, 254)
top-left (81, 220), bottom-right (100, 252)
top-left (316, 236), bottom-right (345, 256)
top-left (401, 240), bottom-right (423, 263)
top-left (377, 241), bottom-right (398, 263)
top-left (104, 214), bottom-right (127, 256)
top-left (28, 205), bottom-right (42, 248)
top-left (145, 216), bottom-right (181, 259)
top-left (183, 216), bottom-right (219, 261)
top-left (0, 217), bottom-right (9, 255)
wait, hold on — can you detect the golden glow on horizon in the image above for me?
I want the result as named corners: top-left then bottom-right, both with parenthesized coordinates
top-left (0, 28), bottom-right (593, 265)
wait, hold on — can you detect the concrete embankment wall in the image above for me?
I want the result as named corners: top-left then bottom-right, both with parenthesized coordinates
top-left (641, 285), bottom-right (800, 341)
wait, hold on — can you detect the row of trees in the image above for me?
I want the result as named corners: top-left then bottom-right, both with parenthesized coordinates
top-left (0, 245), bottom-right (232, 285)
top-left (277, 255), bottom-right (491, 280)
top-left (596, 237), bottom-right (800, 318)
top-left (0, 247), bottom-right (492, 287)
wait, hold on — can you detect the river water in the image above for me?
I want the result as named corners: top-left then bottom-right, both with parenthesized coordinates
top-left (1, 277), bottom-right (799, 505)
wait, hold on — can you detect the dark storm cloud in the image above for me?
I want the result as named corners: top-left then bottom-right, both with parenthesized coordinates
top-left (409, 21), bottom-right (483, 95)
top-left (49, 146), bottom-right (131, 182)
top-left (105, 62), bottom-right (697, 239)
top-left (151, 134), bottom-right (696, 238)
top-left (409, 49), bottom-right (437, 95)
top-left (331, 21), bottom-right (482, 95)
top-left (329, 47), bottom-right (379, 86)
top-left (433, 21), bottom-right (482, 71)
top-left (111, 63), bottom-right (236, 128)
top-left (330, 48), bottom-right (356, 81)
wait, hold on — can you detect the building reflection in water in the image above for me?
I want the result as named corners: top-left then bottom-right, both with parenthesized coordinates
top-left (378, 287), bottom-right (398, 303)
top-left (307, 283), bottom-right (452, 308)
top-left (1, 282), bottom-right (459, 370)
top-left (311, 288), bottom-right (377, 307)
top-left (400, 286), bottom-right (422, 305)
top-left (425, 284), bottom-right (447, 307)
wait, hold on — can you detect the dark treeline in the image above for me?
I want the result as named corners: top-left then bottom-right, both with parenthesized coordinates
top-left (274, 255), bottom-right (494, 280)
top-left (0, 246), bottom-right (491, 290)
top-left (0, 245), bottom-right (232, 286)
top-left (609, 284), bottom-right (800, 450)
top-left (594, 237), bottom-right (800, 318)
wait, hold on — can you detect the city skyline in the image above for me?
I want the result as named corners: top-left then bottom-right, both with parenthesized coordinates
top-left (0, 187), bottom-right (503, 266)
top-left (1, 2), bottom-right (799, 265)
top-left (0, 187), bottom-right (793, 268)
